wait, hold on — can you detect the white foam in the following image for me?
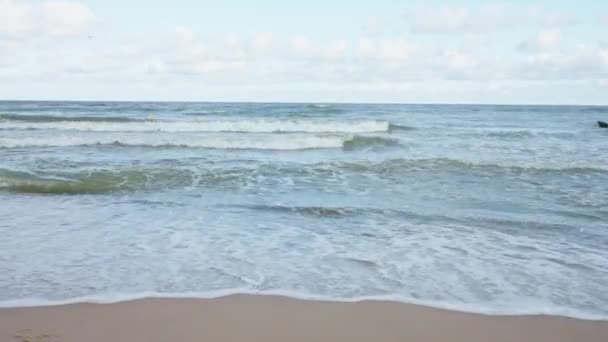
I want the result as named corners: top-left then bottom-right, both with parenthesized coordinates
top-left (0, 119), bottom-right (390, 133)
top-left (0, 290), bottom-right (606, 321)
top-left (0, 133), bottom-right (350, 150)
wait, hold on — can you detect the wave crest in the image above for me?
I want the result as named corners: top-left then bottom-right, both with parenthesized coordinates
top-left (0, 113), bottom-right (140, 123)
top-left (0, 119), bottom-right (391, 133)
top-left (0, 134), bottom-right (397, 151)
top-left (2, 157), bottom-right (604, 195)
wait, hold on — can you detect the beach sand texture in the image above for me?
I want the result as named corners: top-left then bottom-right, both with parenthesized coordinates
top-left (2, 295), bottom-right (607, 342)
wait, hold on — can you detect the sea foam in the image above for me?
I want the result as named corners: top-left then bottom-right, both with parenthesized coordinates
top-left (0, 290), bottom-right (606, 321)
top-left (0, 119), bottom-right (390, 133)
top-left (0, 133), bottom-right (398, 150)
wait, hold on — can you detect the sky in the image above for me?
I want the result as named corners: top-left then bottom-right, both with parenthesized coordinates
top-left (0, 0), bottom-right (607, 104)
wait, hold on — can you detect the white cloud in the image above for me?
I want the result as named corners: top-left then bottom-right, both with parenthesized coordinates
top-left (3, 16), bottom-right (607, 103)
top-left (0, 40), bottom-right (20, 66)
top-left (405, 4), bottom-right (515, 34)
top-left (357, 38), bottom-right (413, 61)
top-left (406, 4), bottom-right (577, 34)
top-left (595, 46), bottom-right (608, 73)
top-left (0, 0), bottom-right (34, 35)
top-left (172, 27), bottom-right (209, 62)
top-left (538, 29), bottom-right (561, 48)
top-left (357, 38), bottom-right (374, 58)
top-left (174, 26), bottom-right (197, 45)
top-left (41, 1), bottom-right (97, 36)
top-left (30, 44), bottom-right (143, 78)
top-left (0, 0), bottom-right (97, 38)
top-left (541, 13), bottom-right (577, 28)
top-left (517, 45), bottom-right (608, 80)
top-left (526, 6), bottom-right (577, 28)
top-left (518, 29), bottom-right (561, 52)
top-left (223, 33), bottom-right (241, 47)
top-left (184, 60), bottom-right (247, 74)
top-left (220, 34), bottom-right (248, 60)
top-left (286, 35), bottom-right (352, 61)
top-left (324, 40), bottom-right (348, 60)
top-left (290, 35), bottom-right (313, 54)
top-left (0, 53), bottom-right (17, 68)
top-left (445, 51), bottom-right (479, 70)
top-left (250, 33), bottom-right (273, 54)
top-left (147, 28), bottom-right (254, 76)
top-left (409, 5), bottom-right (469, 33)
top-left (17, 28), bottom-right (606, 85)
top-left (378, 39), bottom-right (412, 61)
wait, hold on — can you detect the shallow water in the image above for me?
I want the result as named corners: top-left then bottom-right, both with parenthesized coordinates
top-left (1, 101), bottom-right (607, 319)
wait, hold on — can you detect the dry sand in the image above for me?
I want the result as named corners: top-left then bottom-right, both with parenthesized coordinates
top-left (1, 295), bottom-right (607, 342)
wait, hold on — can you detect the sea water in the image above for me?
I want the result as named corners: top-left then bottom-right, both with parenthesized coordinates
top-left (0, 101), bottom-right (607, 319)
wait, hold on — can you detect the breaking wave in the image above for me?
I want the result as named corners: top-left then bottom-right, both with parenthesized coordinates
top-left (2, 157), bottom-right (605, 195)
top-left (0, 134), bottom-right (398, 151)
top-left (0, 113), bottom-right (140, 123)
top-left (0, 118), bottom-right (391, 133)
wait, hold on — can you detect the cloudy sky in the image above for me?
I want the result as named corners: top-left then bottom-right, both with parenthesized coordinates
top-left (1, 0), bottom-right (607, 104)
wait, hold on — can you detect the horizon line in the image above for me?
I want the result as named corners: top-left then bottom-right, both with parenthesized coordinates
top-left (1, 99), bottom-right (607, 107)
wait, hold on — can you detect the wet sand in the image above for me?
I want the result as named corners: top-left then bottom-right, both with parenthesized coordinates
top-left (1, 295), bottom-right (607, 342)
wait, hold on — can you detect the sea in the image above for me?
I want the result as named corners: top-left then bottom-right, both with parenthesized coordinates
top-left (0, 101), bottom-right (607, 319)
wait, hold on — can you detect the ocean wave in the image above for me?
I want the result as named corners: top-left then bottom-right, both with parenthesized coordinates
top-left (463, 129), bottom-right (578, 139)
top-left (0, 134), bottom-right (397, 151)
top-left (0, 168), bottom-right (167, 194)
top-left (231, 204), bottom-right (598, 234)
top-left (0, 167), bottom-right (252, 194)
top-left (0, 290), bottom-right (605, 321)
top-left (388, 123), bottom-right (417, 131)
top-left (305, 104), bottom-right (346, 114)
top-left (329, 158), bottom-right (608, 174)
top-left (343, 136), bottom-right (400, 149)
top-left (234, 204), bottom-right (361, 217)
top-left (0, 119), bottom-right (390, 133)
top-left (2, 157), bottom-right (605, 195)
top-left (184, 110), bottom-right (228, 116)
top-left (484, 130), bottom-right (575, 139)
top-left (0, 113), bottom-right (141, 123)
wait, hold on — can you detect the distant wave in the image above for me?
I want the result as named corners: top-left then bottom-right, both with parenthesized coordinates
top-left (0, 113), bottom-right (141, 123)
top-left (184, 110), bottom-right (228, 116)
top-left (305, 104), bottom-right (346, 114)
top-left (0, 134), bottom-right (398, 151)
top-left (343, 136), bottom-right (399, 149)
top-left (462, 128), bottom-right (578, 139)
top-left (0, 119), bottom-right (390, 133)
top-left (388, 123), bottom-right (417, 131)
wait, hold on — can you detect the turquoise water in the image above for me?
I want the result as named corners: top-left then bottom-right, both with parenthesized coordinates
top-left (1, 101), bottom-right (607, 318)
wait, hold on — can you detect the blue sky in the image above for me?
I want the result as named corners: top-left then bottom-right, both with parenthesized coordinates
top-left (1, 0), bottom-right (607, 104)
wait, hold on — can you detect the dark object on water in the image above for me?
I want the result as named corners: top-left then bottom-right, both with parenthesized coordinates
top-left (599, 121), bottom-right (608, 128)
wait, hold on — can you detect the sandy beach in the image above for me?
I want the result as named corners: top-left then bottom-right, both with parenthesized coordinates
top-left (1, 295), bottom-right (607, 342)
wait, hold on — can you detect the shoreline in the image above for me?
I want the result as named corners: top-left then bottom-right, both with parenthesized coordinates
top-left (2, 295), bottom-right (608, 342)
top-left (1, 291), bottom-right (606, 321)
